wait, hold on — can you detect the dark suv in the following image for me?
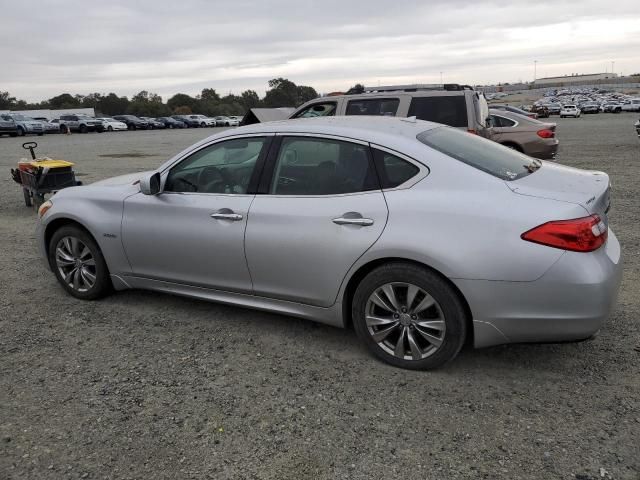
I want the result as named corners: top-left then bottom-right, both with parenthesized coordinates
top-left (0, 114), bottom-right (18, 137)
top-left (290, 84), bottom-right (490, 136)
top-left (113, 115), bottom-right (149, 130)
top-left (58, 114), bottom-right (104, 133)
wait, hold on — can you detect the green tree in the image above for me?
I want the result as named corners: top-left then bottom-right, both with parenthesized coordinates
top-left (263, 78), bottom-right (318, 107)
top-left (167, 93), bottom-right (198, 113)
top-left (96, 93), bottom-right (129, 116)
top-left (240, 90), bottom-right (261, 110)
top-left (48, 93), bottom-right (81, 109)
top-left (296, 85), bottom-right (318, 104)
top-left (0, 91), bottom-right (17, 109)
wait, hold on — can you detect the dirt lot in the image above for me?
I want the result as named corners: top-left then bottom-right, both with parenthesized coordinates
top-left (1, 116), bottom-right (639, 480)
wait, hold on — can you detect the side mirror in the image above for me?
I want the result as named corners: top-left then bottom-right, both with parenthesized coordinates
top-left (140, 171), bottom-right (161, 195)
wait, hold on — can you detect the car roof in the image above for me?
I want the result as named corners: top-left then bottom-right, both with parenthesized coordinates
top-left (217, 116), bottom-right (440, 143)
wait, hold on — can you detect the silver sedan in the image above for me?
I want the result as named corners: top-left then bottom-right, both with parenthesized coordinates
top-left (36, 117), bottom-right (622, 369)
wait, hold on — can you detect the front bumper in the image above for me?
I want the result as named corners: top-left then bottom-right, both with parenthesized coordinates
top-left (457, 229), bottom-right (623, 348)
top-left (36, 220), bottom-right (50, 271)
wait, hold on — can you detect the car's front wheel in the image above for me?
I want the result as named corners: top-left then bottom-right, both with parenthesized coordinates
top-left (48, 225), bottom-right (112, 300)
top-left (352, 263), bottom-right (467, 370)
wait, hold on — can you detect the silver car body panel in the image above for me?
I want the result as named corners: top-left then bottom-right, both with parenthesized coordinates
top-left (37, 117), bottom-right (623, 348)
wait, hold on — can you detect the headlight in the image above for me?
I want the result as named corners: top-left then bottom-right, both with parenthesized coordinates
top-left (38, 200), bottom-right (53, 218)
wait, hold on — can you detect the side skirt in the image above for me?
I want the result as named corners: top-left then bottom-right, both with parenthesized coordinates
top-left (115, 274), bottom-right (344, 328)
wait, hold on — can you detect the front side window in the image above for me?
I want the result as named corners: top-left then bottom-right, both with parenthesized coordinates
top-left (345, 98), bottom-right (399, 116)
top-left (165, 137), bottom-right (268, 194)
top-left (408, 96), bottom-right (468, 128)
top-left (293, 102), bottom-right (337, 118)
top-left (372, 149), bottom-right (420, 188)
top-left (417, 127), bottom-right (535, 181)
top-left (270, 137), bottom-right (378, 195)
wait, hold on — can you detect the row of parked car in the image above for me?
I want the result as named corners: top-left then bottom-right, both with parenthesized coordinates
top-left (0, 113), bottom-right (241, 137)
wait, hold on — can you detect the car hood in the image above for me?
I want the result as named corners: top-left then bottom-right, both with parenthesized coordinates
top-left (92, 171), bottom-right (153, 186)
top-left (506, 162), bottom-right (610, 217)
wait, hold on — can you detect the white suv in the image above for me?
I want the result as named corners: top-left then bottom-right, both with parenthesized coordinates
top-left (189, 115), bottom-right (217, 127)
top-left (560, 105), bottom-right (581, 118)
top-left (290, 84), bottom-right (491, 137)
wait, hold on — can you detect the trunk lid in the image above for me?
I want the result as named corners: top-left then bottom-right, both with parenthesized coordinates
top-left (506, 162), bottom-right (611, 220)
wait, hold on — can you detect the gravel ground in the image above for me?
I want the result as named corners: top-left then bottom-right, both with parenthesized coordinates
top-left (1, 117), bottom-right (639, 480)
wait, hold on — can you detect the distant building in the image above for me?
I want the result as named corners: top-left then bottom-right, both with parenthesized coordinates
top-left (533, 72), bottom-right (618, 86)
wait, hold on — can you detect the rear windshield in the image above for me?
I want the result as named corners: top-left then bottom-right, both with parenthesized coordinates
top-left (408, 96), bottom-right (468, 127)
top-left (417, 127), bottom-right (534, 180)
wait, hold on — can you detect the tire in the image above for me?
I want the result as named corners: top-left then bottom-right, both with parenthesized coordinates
top-left (352, 262), bottom-right (467, 370)
top-left (9, 132), bottom-right (17, 137)
top-left (107, 126), bottom-right (113, 132)
top-left (169, 124), bottom-right (173, 129)
top-left (17, 127), bottom-right (25, 136)
top-left (48, 225), bottom-right (112, 300)
top-left (60, 125), bottom-right (69, 134)
top-left (37, 133), bottom-right (44, 136)
top-left (200, 122), bottom-right (206, 127)
top-left (131, 124), bottom-right (136, 131)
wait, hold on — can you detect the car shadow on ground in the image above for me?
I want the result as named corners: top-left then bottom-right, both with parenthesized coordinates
top-left (106, 288), bottom-right (587, 376)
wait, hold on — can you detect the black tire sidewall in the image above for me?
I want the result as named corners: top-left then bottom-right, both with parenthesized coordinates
top-left (48, 225), bottom-right (111, 300)
top-left (352, 263), bottom-right (467, 370)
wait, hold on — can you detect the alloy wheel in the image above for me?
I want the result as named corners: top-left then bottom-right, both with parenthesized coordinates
top-left (55, 236), bottom-right (97, 292)
top-left (365, 282), bottom-right (446, 361)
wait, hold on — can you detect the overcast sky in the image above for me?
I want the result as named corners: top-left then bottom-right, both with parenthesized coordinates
top-left (2, 0), bottom-right (639, 102)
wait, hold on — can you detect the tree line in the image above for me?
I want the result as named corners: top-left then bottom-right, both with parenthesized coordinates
top-left (0, 78), bottom-right (319, 117)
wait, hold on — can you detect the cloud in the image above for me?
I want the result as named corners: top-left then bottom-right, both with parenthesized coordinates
top-left (1, 0), bottom-right (638, 101)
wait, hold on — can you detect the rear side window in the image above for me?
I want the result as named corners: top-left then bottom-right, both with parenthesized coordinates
top-left (346, 98), bottom-right (399, 116)
top-left (417, 127), bottom-right (534, 180)
top-left (491, 115), bottom-right (516, 128)
top-left (293, 102), bottom-right (337, 118)
top-left (408, 96), bottom-right (468, 127)
top-left (372, 149), bottom-right (420, 188)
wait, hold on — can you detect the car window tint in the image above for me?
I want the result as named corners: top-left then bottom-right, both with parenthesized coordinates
top-left (491, 115), bottom-right (515, 128)
top-left (271, 137), bottom-right (379, 195)
top-left (417, 127), bottom-right (533, 181)
top-left (293, 102), bottom-right (337, 118)
top-left (345, 98), bottom-right (399, 116)
top-left (372, 149), bottom-right (420, 188)
top-left (165, 137), bottom-right (267, 194)
top-left (408, 96), bottom-right (468, 128)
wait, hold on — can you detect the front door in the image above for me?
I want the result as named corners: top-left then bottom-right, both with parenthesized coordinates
top-left (122, 135), bottom-right (271, 293)
top-left (245, 135), bottom-right (388, 307)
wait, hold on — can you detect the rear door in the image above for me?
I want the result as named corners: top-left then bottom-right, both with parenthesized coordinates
top-left (245, 134), bottom-right (388, 307)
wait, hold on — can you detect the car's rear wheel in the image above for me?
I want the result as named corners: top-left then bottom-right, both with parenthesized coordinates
top-left (352, 263), bottom-right (467, 370)
top-left (48, 225), bottom-right (112, 300)
top-left (107, 126), bottom-right (113, 132)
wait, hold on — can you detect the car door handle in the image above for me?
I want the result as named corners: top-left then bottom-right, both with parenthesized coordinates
top-left (332, 217), bottom-right (374, 226)
top-left (211, 212), bottom-right (243, 221)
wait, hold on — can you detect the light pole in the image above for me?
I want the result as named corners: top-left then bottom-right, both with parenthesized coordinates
top-left (440, 71), bottom-right (443, 84)
top-left (612, 61), bottom-right (615, 74)
top-left (534, 60), bottom-right (537, 81)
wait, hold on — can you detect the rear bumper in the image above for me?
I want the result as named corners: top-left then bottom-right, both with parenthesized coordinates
top-left (529, 140), bottom-right (559, 160)
top-left (456, 229), bottom-right (623, 348)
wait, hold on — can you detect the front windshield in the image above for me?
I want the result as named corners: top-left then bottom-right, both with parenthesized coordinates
top-left (417, 127), bottom-right (537, 181)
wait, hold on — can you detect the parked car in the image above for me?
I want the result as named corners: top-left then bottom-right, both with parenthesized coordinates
top-left (188, 115), bottom-right (216, 127)
top-left (36, 116), bottom-right (621, 370)
top-left (580, 103), bottom-right (600, 114)
top-left (489, 104), bottom-right (538, 119)
top-left (172, 115), bottom-right (200, 127)
top-left (602, 103), bottom-right (622, 113)
top-left (113, 115), bottom-right (149, 130)
top-left (57, 114), bottom-right (104, 133)
top-left (4, 114), bottom-right (45, 136)
top-left (155, 117), bottom-right (186, 129)
top-left (560, 105), bottom-right (581, 118)
top-left (214, 116), bottom-right (239, 127)
top-left (140, 117), bottom-right (166, 129)
top-left (32, 117), bottom-right (61, 134)
top-left (489, 109), bottom-right (558, 159)
top-left (530, 105), bottom-right (550, 118)
top-left (621, 98), bottom-right (640, 112)
top-left (0, 114), bottom-right (18, 137)
top-left (290, 83), bottom-right (491, 137)
top-left (97, 118), bottom-right (128, 132)
top-left (635, 118), bottom-right (640, 137)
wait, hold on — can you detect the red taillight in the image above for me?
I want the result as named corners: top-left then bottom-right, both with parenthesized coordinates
top-left (537, 129), bottom-right (555, 138)
top-left (521, 215), bottom-right (607, 252)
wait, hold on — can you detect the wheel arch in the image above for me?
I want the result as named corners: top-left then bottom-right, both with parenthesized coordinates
top-left (340, 257), bottom-right (474, 346)
top-left (44, 217), bottom-right (97, 263)
top-left (500, 141), bottom-right (523, 152)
